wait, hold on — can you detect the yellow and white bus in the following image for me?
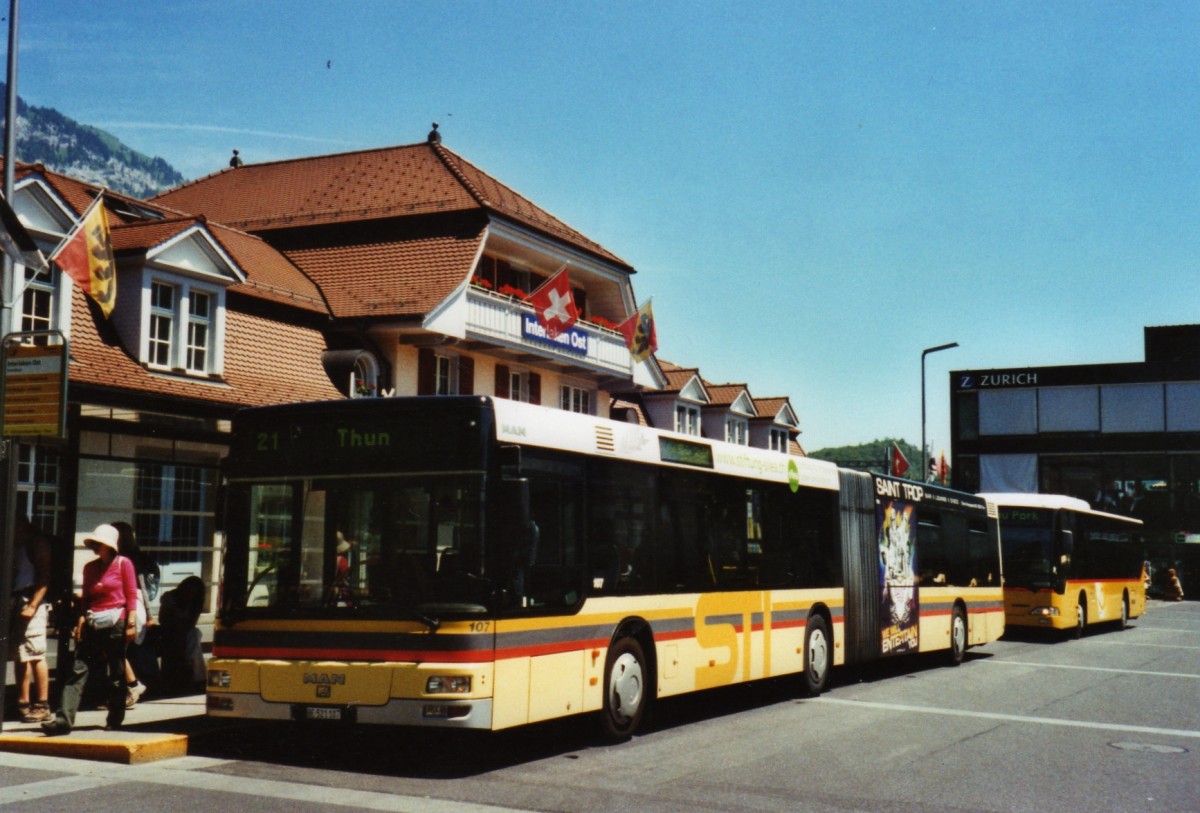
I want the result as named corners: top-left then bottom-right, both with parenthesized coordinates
top-left (980, 493), bottom-right (1145, 636)
top-left (207, 397), bottom-right (1004, 738)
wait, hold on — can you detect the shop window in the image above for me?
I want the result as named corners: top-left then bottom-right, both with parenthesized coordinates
top-left (134, 462), bottom-right (215, 565)
top-left (16, 444), bottom-right (63, 534)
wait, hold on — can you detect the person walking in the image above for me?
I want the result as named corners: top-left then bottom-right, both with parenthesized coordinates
top-left (113, 521), bottom-right (158, 706)
top-left (10, 515), bottom-right (53, 723)
top-left (41, 524), bottom-right (138, 736)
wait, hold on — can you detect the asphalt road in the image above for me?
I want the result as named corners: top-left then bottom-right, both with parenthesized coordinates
top-left (2, 600), bottom-right (1197, 813)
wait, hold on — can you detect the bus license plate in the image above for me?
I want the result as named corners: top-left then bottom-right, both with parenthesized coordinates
top-left (304, 707), bottom-right (343, 721)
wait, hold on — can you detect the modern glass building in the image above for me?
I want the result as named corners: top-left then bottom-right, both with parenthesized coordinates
top-left (950, 325), bottom-right (1200, 597)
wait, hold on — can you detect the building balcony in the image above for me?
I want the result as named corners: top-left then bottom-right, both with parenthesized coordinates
top-left (464, 285), bottom-right (632, 377)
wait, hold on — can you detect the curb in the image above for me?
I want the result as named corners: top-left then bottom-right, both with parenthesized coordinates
top-left (0, 729), bottom-right (189, 764)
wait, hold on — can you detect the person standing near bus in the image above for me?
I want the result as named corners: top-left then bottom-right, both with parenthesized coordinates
top-left (42, 524), bottom-right (139, 736)
top-left (1163, 568), bottom-right (1184, 602)
top-left (10, 515), bottom-right (53, 724)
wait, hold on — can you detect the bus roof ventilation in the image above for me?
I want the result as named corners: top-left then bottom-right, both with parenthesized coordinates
top-left (594, 425), bottom-right (615, 453)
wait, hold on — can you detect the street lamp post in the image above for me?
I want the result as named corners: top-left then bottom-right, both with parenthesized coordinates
top-left (921, 342), bottom-right (959, 482)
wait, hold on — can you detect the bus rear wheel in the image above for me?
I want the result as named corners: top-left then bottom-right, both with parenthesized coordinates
top-left (947, 606), bottom-right (967, 666)
top-left (802, 615), bottom-right (831, 696)
top-left (1119, 594), bottom-right (1130, 630)
top-left (600, 636), bottom-right (648, 740)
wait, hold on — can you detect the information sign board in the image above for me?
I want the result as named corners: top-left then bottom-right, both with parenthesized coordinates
top-left (2, 337), bottom-right (67, 438)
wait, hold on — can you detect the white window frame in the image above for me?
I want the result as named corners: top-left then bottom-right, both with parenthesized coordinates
top-left (185, 290), bottom-right (212, 373)
top-left (143, 275), bottom-right (225, 377)
top-left (19, 265), bottom-right (56, 337)
top-left (560, 383), bottom-right (593, 415)
top-left (351, 354), bottom-right (380, 398)
top-left (435, 354), bottom-right (456, 395)
top-left (148, 281), bottom-right (175, 367)
top-left (726, 417), bottom-right (749, 445)
top-left (675, 403), bottom-right (701, 436)
top-left (769, 427), bottom-right (789, 453)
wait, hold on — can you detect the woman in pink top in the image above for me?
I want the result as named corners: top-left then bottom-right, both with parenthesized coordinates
top-left (42, 524), bottom-right (139, 736)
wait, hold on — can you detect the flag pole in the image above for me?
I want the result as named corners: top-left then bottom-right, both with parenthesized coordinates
top-left (0, 0), bottom-right (22, 732)
top-left (47, 189), bottom-right (104, 263)
top-left (2, 0), bottom-right (20, 338)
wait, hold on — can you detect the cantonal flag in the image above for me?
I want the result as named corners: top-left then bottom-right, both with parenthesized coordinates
top-left (890, 442), bottom-right (910, 478)
top-left (619, 299), bottom-right (657, 363)
top-left (50, 196), bottom-right (116, 318)
top-left (528, 266), bottom-right (579, 339)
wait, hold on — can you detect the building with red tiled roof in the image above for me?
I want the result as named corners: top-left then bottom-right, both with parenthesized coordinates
top-left (2, 160), bottom-right (340, 590)
top-left (154, 134), bottom-right (662, 404)
top-left (2, 134), bottom-right (666, 607)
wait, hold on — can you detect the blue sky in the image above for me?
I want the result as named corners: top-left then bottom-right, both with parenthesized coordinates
top-left (9, 2), bottom-right (1199, 452)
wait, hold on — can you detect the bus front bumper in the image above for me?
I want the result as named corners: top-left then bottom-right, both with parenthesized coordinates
top-left (206, 692), bottom-right (494, 729)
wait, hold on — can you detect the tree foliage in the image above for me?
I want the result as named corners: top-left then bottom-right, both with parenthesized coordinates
top-left (807, 438), bottom-right (923, 477)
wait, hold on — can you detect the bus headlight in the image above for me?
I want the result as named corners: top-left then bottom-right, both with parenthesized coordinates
top-left (208, 669), bottom-right (232, 688)
top-left (426, 675), bottom-right (471, 694)
top-left (1029, 607), bottom-right (1059, 617)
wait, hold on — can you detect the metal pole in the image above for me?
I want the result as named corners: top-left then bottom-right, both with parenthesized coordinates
top-left (921, 342), bottom-right (959, 483)
top-left (0, 0), bottom-right (20, 728)
top-left (2, 0), bottom-right (20, 338)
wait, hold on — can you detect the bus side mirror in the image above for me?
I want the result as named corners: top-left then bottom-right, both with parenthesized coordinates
top-left (1059, 529), bottom-right (1074, 556)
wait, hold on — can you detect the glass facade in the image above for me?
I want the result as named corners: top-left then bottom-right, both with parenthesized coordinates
top-left (952, 337), bottom-right (1200, 600)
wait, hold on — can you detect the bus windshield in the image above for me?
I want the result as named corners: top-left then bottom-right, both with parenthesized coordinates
top-left (998, 507), bottom-right (1058, 589)
top-left (237, 473), bottom-right (492, 616)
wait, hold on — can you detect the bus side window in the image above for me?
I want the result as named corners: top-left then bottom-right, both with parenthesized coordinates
top-left (916, 511), bottom-right (948, 585)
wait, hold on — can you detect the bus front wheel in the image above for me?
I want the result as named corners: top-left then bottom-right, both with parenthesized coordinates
top-left (600, 637), bottom-right (648, 740)
top-left (1072, 597), bottom-right (1086, 639)
top-left (947, 606), bottom-right (967, 666)
top-left (1119, 594), bottom-right (1130, 630)
top-left (802, 615), bottom-right (831, 696)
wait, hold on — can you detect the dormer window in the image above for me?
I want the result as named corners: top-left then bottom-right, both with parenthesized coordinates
top-left (675, 403), bottom-right (700, 436)
top-left (770, 428), bottom-right (789, 452)
top-left (143, 276), bottom-right (224, 376)
top-left (726, 417), bottom-right (749, 445)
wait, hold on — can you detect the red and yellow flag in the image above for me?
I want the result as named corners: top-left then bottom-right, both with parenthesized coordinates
top-left (619, 299), bottom-right (657, 363)
top-left (50, 196), bottom-right (116, 317)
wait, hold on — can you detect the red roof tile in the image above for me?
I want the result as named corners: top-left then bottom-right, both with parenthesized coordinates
top-left (152, 142), bottom-right (631, 270)
top-left (283, 228), bottom-right (485, 318)
top-left (67, 287), bottom-right (339, 408)
top-left (704, 383), bottom-right (752, 409)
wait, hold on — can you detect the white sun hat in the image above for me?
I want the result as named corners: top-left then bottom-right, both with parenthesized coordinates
top-left (82, 523), bottom-right (121, 553)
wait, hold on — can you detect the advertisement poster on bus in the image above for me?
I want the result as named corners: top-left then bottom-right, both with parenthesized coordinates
top-left (877, 483), bottom-right (919, 655)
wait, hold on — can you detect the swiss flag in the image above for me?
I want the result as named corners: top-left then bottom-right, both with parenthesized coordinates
top-left (890, 443), bottom-right (910, 478)
top-left (528, 266), bottom-right (579, 339)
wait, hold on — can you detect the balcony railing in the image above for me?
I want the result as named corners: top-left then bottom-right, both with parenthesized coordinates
top-left (465, 285), bottom-right (632, 377)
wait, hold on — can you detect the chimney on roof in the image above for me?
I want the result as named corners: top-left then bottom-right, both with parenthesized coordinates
top-left (427, 122), bottom-right (441, 144)
top-left (229, 149), bottom-right (243, 168)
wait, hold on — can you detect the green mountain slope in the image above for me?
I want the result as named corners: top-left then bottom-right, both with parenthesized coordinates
top-left (1, 84), bottom-right (183, 198)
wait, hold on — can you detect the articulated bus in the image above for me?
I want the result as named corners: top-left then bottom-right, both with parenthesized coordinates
top-left (980, 493), bottom-right (1145, 636)
top-left (207, 397), bottom-right (1003, 738)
